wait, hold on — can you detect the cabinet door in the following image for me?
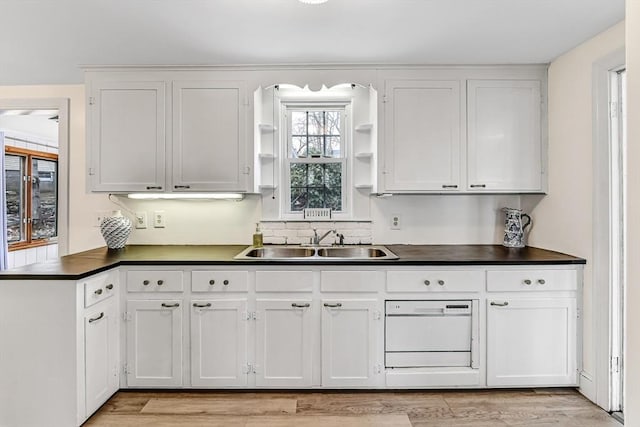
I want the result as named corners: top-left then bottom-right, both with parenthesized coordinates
top-left (172, 81), bottom-right (248, 191)
top-left (255, 299), bottom-right (314, 387)
top-left (467, 80), bottom-right (542, 192)
top-left (487, 298), bottom-right (577, 386)
top-left (191, 299), bottom-right (248, 387)
top-left (322, 299), bottom-right (381, 387)
top-left (383, 80), bottom-right (461, 191)
top-left (126, 300), bottom-right (182, 387)
top-left (84, 299), bottom-right (119, 417)
top-left (89, 80), bottom-right (166, 192)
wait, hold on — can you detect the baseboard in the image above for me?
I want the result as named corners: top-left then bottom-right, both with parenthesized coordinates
top-left (579, 371), bottom-right (597, 403)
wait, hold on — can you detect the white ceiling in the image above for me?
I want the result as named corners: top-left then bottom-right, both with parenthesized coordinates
top-left (0, 0), bottom-right (624, 85)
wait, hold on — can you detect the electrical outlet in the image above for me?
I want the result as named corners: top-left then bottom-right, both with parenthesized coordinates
top-left (135, 212), bottom-right (148, 229)
top-left (153, 211), bottom-right (166, 228)
top-left (391, 213), bottom-right (401, 230)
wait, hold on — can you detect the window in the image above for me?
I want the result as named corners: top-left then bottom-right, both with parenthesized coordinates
top-left (4, 146), bottom-right (58, 249)
top-left (285, 106), bottom-right (348, 215)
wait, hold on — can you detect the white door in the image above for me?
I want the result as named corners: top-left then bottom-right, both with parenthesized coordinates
top-left (89, 80), bottom-right (166, 192)
top-left (84, 300), bottom-right (119, 417)
top-left (487, 298), bottom-right (577, 386)
top-left (191, 299), bottom-right (248, 387)
top-left (126, 300), bottom-right (183, 387)
top-left (467, 80), bottom-right (542, 192)
top-left (255, 299), bottom-right (314, 387)
top-left (172, 80), bottom-right (248, 191)
top-left (383, 80), bottom-right (461, 192)
top-left (322, 299), bottom-right (381, 387)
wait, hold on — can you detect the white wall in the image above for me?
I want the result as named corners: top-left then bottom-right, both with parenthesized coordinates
top-left (624, 0), bottom-right (639, 423)
top-left (522, 21), bottom-right (624, 399)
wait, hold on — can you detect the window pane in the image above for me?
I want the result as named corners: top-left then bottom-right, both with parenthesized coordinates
top-left (291, 111), bottom-right (307, 135)
top-left (307, 111), bottom-right (324, 135)
top-left (290, 186), bottom-right (307, 212)
top-left (308, 163), bottom-right (324, 185)
top-left (326, 111), bottom-right (341, 135)
top-left (325, 163), bottom-right (342, 211)
top-left (4, 154), bottom-right (25, 243)
top-left (325, 136), bottom-right (341, 157)
top-left (308, 137), bottom-right (323, 157)
top-left (290, 163), bottom-right (307, 187)
top-left (289, 163), bottom-right (342, 212)
top-left (31, 158), bottom-right (58, 240)
top-left (291, 137), bottom-right (307, 158)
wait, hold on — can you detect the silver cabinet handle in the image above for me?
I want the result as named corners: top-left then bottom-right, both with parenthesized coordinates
top-left (470, 184), bottom-right (487, 188)
top-left (324, 303), bottom-right (343, 308)
top-left (146, 186), bottom-right (162, 190)
top-left (174, 185), bottom-right (191, 189)
top-left (438, 280), bottom-right (445, 286)
top-left (490, 301), bottom-right (509, 307)
top-left (524, 279), bottom-right (532, 285)
top-left (193, 303), bottom-right (212, 308)
top-left (223, 280), bottom-right (229, 286)
top-left (157, 280), bottom-right (164, 286)
top-left (424, 280), bottom-right (431, 286)
top-left (94, 288), bottom-right (103, 295)
top-left (105, 284), bottom-right (114, 290)
top-left (291, 303), bottom-right (310, 308)
top-left (209, 279), bottom-right (215, 285)
top-left (442, 184), bottom-right (458, 189)
top-left (161, 303), bottom-right (180, 308)
top-left (538, 279), bottom-right (546, 284)
top-left (88, 312), bottom-right (104, 323)
top-left (143, 280), bottom-right (150, 286)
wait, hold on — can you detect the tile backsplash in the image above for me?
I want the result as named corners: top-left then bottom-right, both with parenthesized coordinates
top-left (261, 221), bottom-right (372, 245)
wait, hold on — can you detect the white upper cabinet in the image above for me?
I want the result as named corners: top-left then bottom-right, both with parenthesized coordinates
top-left (88, 80), bottom-right (166, 192)
top-left (86, 71), bottom-right (249, 193)
top-left (467, 80), bottom-right (543, 192)
top-left (172, 81), bottom-right (248, 191)
top-left (383, 80), bottom-right (461, 192)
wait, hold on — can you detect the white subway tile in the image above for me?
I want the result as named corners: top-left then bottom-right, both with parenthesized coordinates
top-left (261, 222), bottom-right (285, 230)
top-left (264, 236), bottom-right (287, 245)
top-left (286, 222), bottom-right (310, 229)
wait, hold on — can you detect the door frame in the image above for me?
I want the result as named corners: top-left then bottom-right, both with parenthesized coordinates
top-left (0, 98), bottom-right (70, 256)
top-left (591, 48), bottom-right (625, 411)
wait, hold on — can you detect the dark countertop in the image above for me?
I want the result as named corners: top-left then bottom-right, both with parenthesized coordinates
top-left (0, 244), bottom-right (585, 280)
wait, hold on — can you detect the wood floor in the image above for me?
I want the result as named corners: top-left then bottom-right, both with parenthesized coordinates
top-left (86, 389), bottom-right (621, 427)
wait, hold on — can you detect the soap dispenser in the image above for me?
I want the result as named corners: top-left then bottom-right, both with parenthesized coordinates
top-left (253, 223), bottom-right (263, 247)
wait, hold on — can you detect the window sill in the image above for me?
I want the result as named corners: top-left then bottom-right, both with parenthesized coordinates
top-left (9, 239), bottom-right (58, 252)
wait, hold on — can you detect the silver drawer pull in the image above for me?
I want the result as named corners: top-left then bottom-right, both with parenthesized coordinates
top-left (193, 303), bottom-right (212, 308)
top-left (324, 303), bottom-right (342, 308)
top-left (524, 279), bottom-right (532, 285)
top-left (438, 280), bottom-right (445, 286)
top-left (424, 280), bottom-right (430, 286)
top-left (94, 288), bottom-right (103, 295)
top-left (161, 303), bottom-right (180, 308)
top-left (105, 284), bottom-right (114, 290)
top-left (538, 279), bottom-right (546, 284)
top-left (223, 280), bottom-right (229, 286)
top-left (157, 280), bottom-right (164, 286)
top-left (143, 280), bottom-right (150, 286)
top-left (490, 301), bottom-right (509, 307)
top-left (291, 303), bottom-right (310, 308)
top-left (88, 312), bottom-right (104, 323)
top-left (209, 279), bottom-right (215, 285)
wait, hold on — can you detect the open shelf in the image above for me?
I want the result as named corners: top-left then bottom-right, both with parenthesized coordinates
top-left (354, 184), bottom-right (374, 190)
top-left (258, 123), bottom-right (277, 133)
top-left (355, 152), bottom-right (374, 159)
top-left (355, 123), bottom-right (374, 132)
top-left (258, 184), bottom-right (277, 190)
top-left (258, 153), bottom-right (277, 159)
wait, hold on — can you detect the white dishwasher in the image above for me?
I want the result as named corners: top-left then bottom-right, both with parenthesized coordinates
top-left (385, 300), bottom-right (473, 368)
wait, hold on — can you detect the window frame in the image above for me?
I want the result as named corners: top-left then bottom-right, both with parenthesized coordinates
top-left (4, 145), bottom-right (59, 251)
top-left (281, 102), bottom-right (351, 219)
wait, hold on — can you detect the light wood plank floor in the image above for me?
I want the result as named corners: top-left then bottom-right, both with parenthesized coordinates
top-left (85, 389), bottom-right (621, 427)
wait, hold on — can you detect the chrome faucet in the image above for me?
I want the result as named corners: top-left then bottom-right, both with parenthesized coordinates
top-left (312, 228), bottom-right (335, 246)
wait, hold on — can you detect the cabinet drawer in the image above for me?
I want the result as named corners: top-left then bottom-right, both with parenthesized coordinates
top-left (321, 271), bottom-right (382, 292)
top-left (387, 270), bottom-right (483, 292)
top-left (256, 271), bottom-right (313, 292)
top-left (192, 271), bottom-right (248, 292)
top-left (127, 270), bottom-right (184, 292)
top-left (487, 270), bottom-right (577, 292)
top-left (84, 270), bottom-right (118, 308)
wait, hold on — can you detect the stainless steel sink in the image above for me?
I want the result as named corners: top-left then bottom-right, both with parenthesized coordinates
top-left (233, 245), bottom-right (398, 260)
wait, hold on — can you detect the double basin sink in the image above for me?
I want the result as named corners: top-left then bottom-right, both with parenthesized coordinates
top-left (234, 245), bottom-right (398, 261)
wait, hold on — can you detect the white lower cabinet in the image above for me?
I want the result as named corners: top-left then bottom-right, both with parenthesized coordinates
top-left (486, 297), bottom-right (577, 387)
top-left (191, 299), bottom-right (248, 387)
top-left (321, 299), bottom-right (382, 387)
top-left (126, 299), bottom-right (183, 387)
top-left (84, 298), bottom-right (119, 417)
top-left (255, 299), bottom-right (314, 387)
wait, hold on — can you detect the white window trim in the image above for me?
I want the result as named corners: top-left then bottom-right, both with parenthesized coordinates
top-left (279, 102), bottom-right (353, 220)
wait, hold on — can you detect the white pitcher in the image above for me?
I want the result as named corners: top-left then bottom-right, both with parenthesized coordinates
top-left (502, 207), bottom-right (532, 248)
